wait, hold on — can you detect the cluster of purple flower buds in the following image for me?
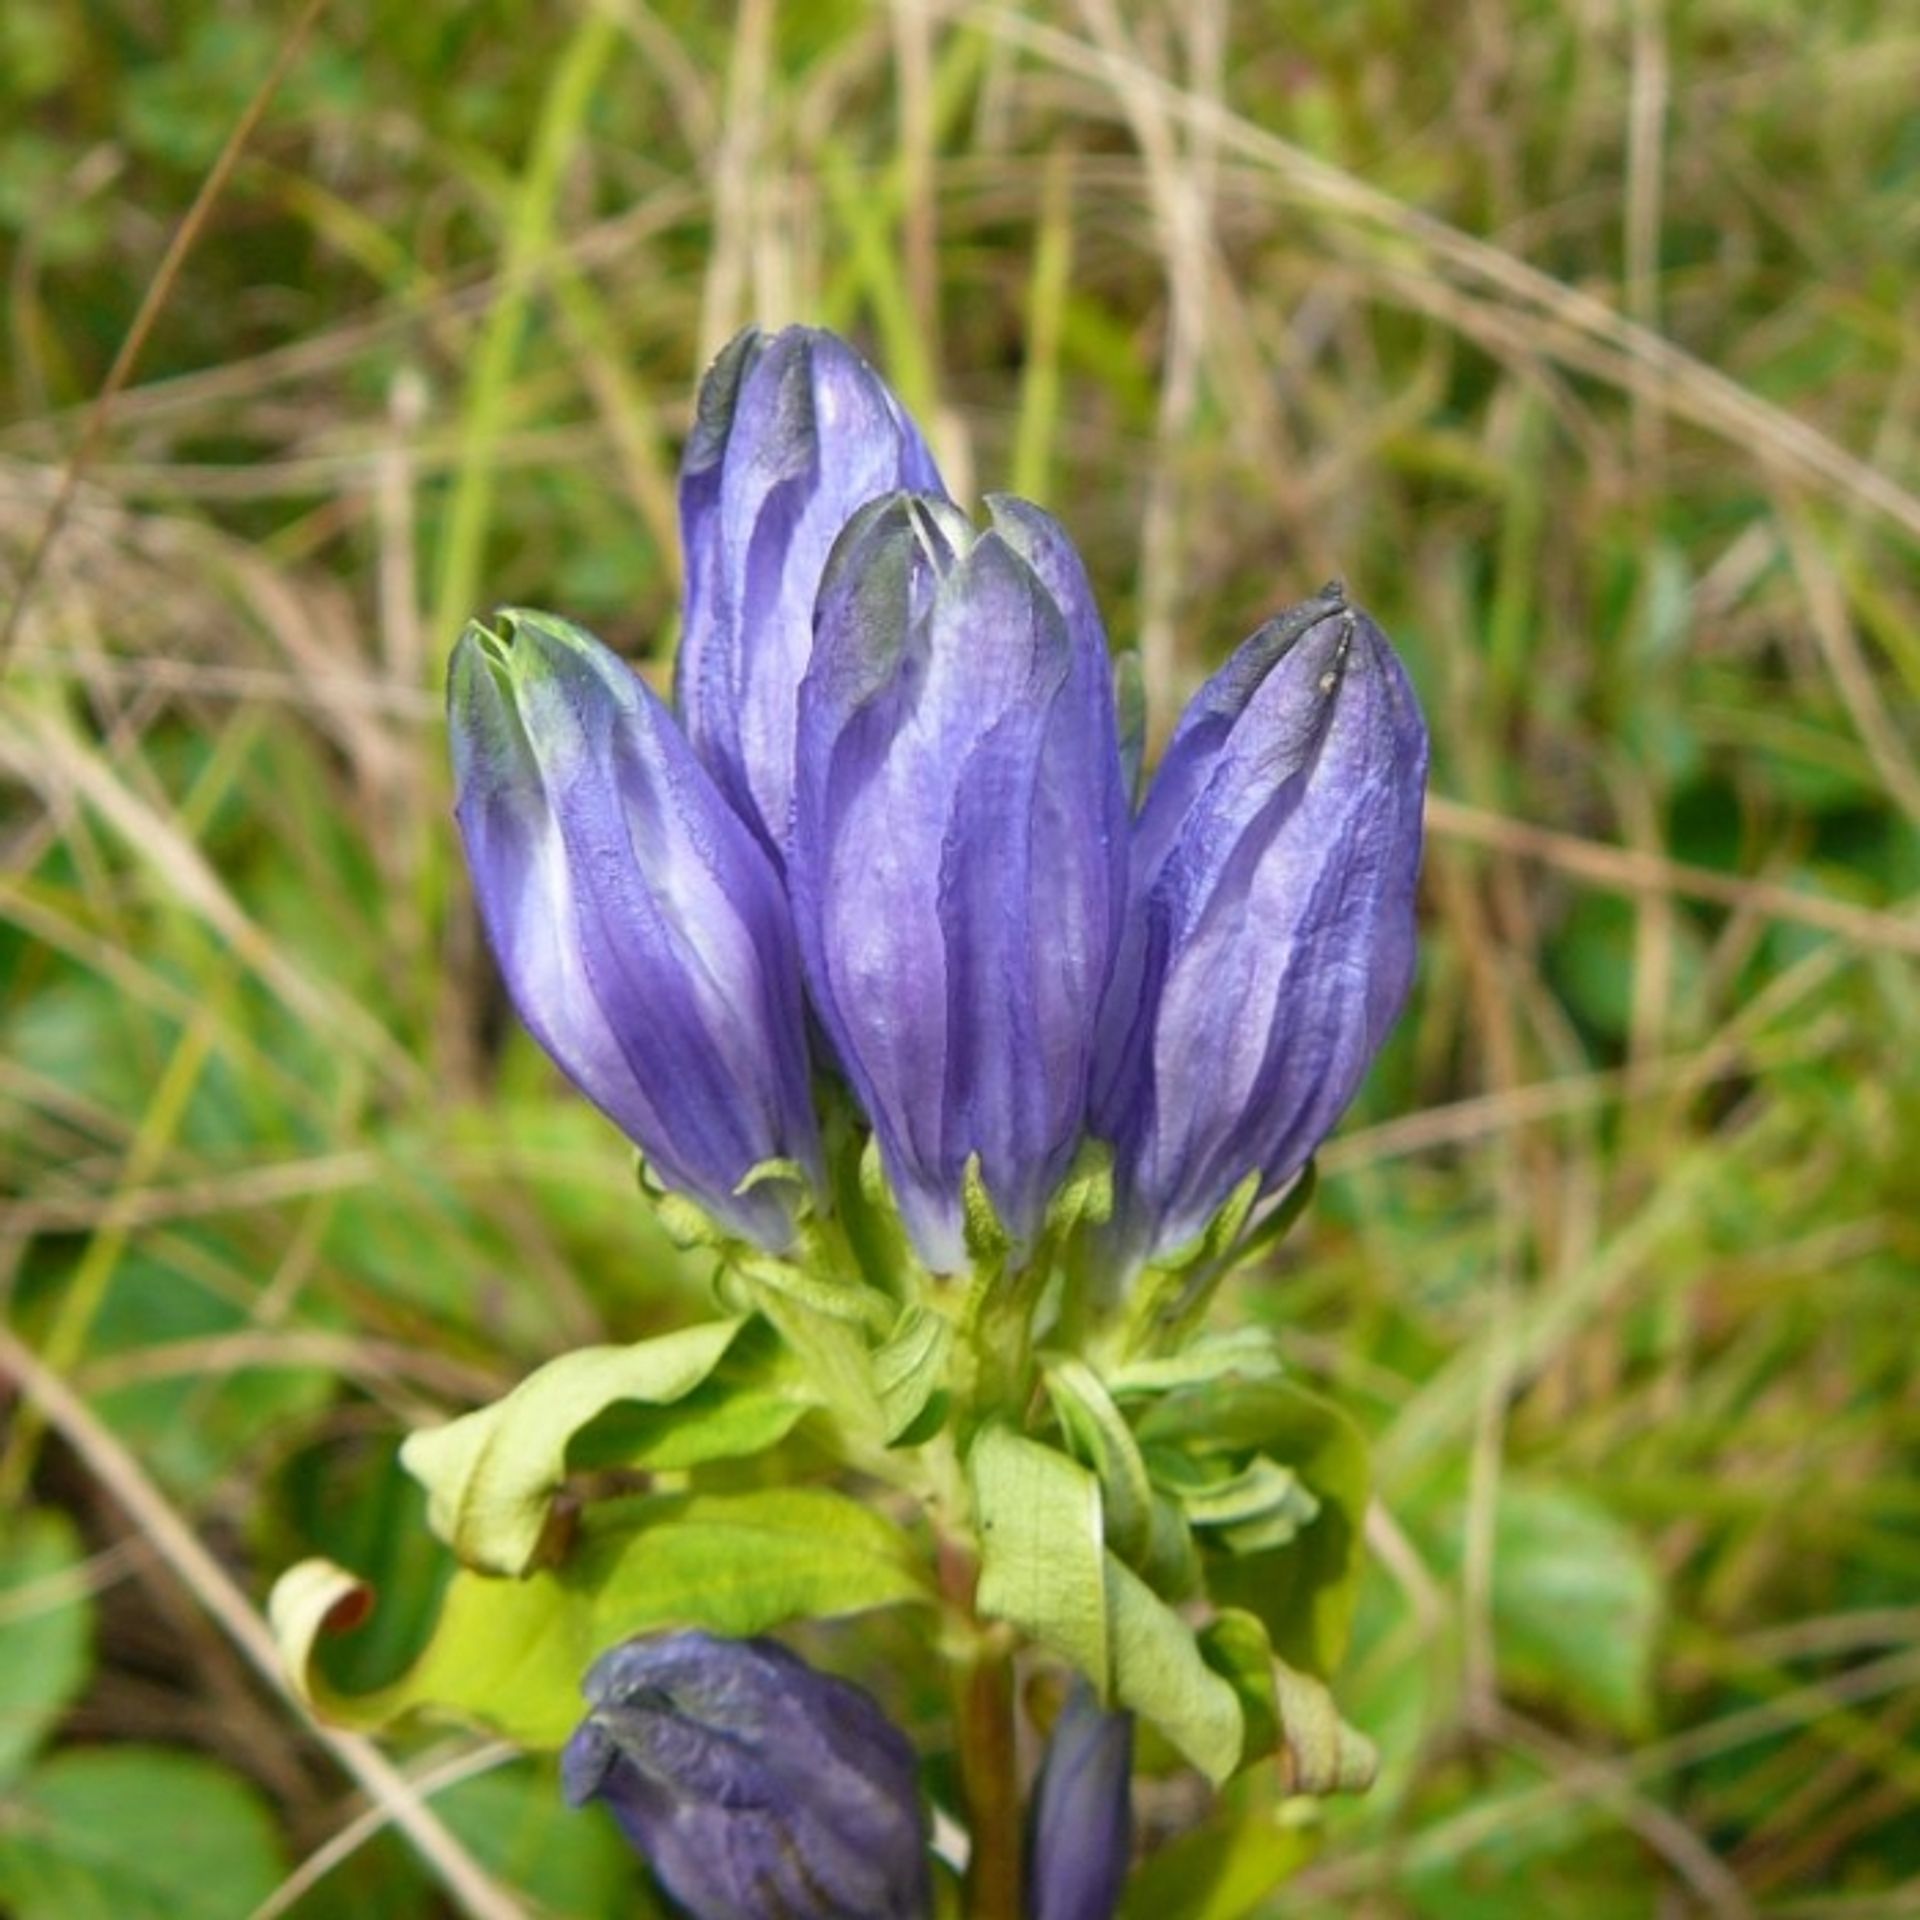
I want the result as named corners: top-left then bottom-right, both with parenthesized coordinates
top-left (565, 1631), bottom-right (1132, 1920)
top-left (450, 326), bottom-right (1428, 1276)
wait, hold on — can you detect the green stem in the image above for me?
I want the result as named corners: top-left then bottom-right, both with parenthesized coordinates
top-left (942, 1541), bottom-right (1022, 1920)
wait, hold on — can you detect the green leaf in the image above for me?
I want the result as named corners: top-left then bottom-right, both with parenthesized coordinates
top-left (1198, 1609), bottom-right (1279, 1771)
top-left (0, 1747), bottom-right (284, 1920)
top-left (273, 1487), bottom-right (930, 1746)
top-left (970, 1425), bottom-right (1108, 1688)
top-left (1474, 1479), bottom-right (1663, 1737)
top-left (1044, 1359), bottom-right (1154, 1564)
top-left (567, 1321), bottom-right (819, 1473)
top-left (399, 1319), bottom-right (746, 1575)
top-left (1177, 1455), bottom-right (1320, 1555)
top-left (1104, 1553), bottom-right (1243, 1785)
top-left (1119, 1787), bottom-right (1316, 1920)
top-left (873, 1303), bottom-right (952, 1444)
top-left (437, 1757), bottom-right (659, 1915)
top-left (1141, 1380), bottom-right (1369, 1676)
top-left (1104, 1327), bottom-right (1285, 1402)
top-left (1270, 1656), bottom-right (1377, 1794)
top-left (0, 1509), bottom-right (93, 1786)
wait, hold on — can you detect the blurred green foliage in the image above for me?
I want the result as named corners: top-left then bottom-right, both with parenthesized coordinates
top-left (3, 0), bottom-right (1918, 1913)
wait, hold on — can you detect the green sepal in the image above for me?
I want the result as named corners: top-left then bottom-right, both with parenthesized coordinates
top-left (960, 1154), bottom-right (1011, 1270)
top-left (649, 1183), bottom-right (731, 1252)
top-left (398, 1319), bottom-right (747, 1576)
top-left (1122, 1164), bottom-right (1319, 1354)
top-left (857, 1130), bottom-right (893, 1215)
top-left (1231, 1159), bottom-right (1318, 1267)
top-left (733, 1156), bottom-right (813, 1199)
top-left (1045, 1136), bottom-right (1114, 1239)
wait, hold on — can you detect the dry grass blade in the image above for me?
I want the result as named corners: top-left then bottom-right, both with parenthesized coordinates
top-left (1426, 794), bottom-right (1920, 957)
top-left (962, 1), bottom-right (1920, 547)
top-left (0, 0), bottom-right (334, 669)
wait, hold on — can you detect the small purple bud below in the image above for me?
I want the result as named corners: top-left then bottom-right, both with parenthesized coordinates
top-left (562, 1631), bottom-right (932, 1920)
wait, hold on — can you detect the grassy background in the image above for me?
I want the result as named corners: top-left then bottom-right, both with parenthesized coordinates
top-left (3, 0), bottom-right (1919, 1914)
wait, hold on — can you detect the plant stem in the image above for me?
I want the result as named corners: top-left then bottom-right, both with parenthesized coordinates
top-left (942, 1541), bottom-right (1023, 1920)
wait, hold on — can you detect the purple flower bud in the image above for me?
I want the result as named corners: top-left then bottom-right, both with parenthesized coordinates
top-left (562, 1632), bottom-right (932, 1920)
top-left (788, 493), bottom-right (1131, 1271)
top-left (449, 610), bottom-right (822, 1250)
top-left (1094, 587), bottom-right (1428, 1263)
top-left (676, 327), bottom-right (946, 864)
top-left (1026, 1685), bottom-right (1134, 1920)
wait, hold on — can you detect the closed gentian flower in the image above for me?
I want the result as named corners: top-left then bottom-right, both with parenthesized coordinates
top-left (788, 492), bottom-right (1131, 1272)
top-left (450, 609), bottom-right (822, 1250)
top-left (562, 1632), bottom-right (932, 1920)
top-left (1093, 585), bottom-right (1428, 1264)
top-left (676, 326), bottom-right (946, 862)
top-left (1026, 1685), bottom-right (1134, 1920)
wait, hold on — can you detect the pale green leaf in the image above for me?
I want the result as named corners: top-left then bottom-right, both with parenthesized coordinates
top-left (970, 1425), bottom-right (1107, 1688)
top-left (1044, 1359), bottom-right (1155, 1564)
top-left (399, 1318), bottom-right (745, 1575)
top-left (1104, 1552), bottom-right (1243, 1785)
top-left (1141, 1380), bottom-right (1369, 1677)
top-left (567, 1322), bottom-right (819, 1472)
top-left (1484, 1479), bottom-right (1663, 1737)
top-left (1270, 1656), bottom-right (1377, 1794)
top-left (273, 1487), bottom-right (930, 1746)
top-left (874, 1303), bottom-right (952, 1444)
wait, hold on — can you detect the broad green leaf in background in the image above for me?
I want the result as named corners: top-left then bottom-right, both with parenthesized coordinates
top-left (399, 1318), bottom-right (746, 1575)
top-left (1396, 1751), bottom-right (1660, 1920)
top-left (970, 1424), bottom-right (1108, 1688)
top-left (0, 1509), bottom-right (93, 1786)
top-left (0, 1747), bottom-right (284, 1920)
top-left (1119, 1783), bottom-right (1317, 1920)
top-left (1457, 1478), bottom-right (1663, 1737)
top-left (436, 1758), bottom-right (662, 1916)
top-left (273, 1486), bottom-right (930, 1746)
